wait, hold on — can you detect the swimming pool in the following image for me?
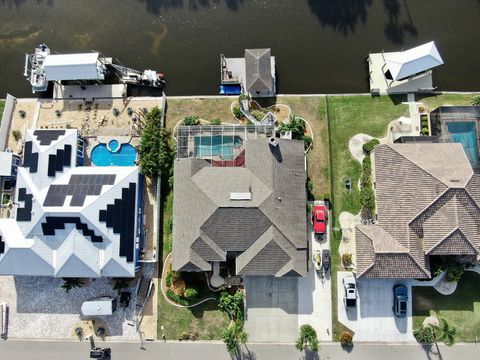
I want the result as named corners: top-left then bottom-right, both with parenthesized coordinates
top-left (447, 122), bottom-right (479, 168)
top-left (108, 139), bottom-right (120, 152)
top-left (91, 142), bottom-right (137, 166)
top-left (194, 135), bottom-right (242, 160)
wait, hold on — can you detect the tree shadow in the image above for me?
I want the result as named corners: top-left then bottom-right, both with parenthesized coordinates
top-left (383, 0), bottom-right (418, 45)
top-left (421, 342), bottom-right (444, 360)
top-left (231, 345), bottom-right (257, 360)
top-left (136, 0), bottom-right (245, 14)
top-left (307, 0), bottom-right (373, 35)
top-left (300, 349), bottom-right (319, 360)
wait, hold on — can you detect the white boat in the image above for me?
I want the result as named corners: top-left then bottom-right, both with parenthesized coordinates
top-left (24, 44), bottom-right (165, 94)
top-left (24, 44), bottom-right (50, 93)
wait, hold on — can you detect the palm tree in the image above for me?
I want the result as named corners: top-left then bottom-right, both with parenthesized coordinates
top-left (436, 318), bottom-right (457, 346)
top-left (295, 324), bottom-right (319, 352)
top-left (278, 115), bottom-right (306, 140)
top-left (471, 95), bottom-right (480, 106)
top-left (60, 278), bottom-right (84, 293)
top-left (112, 278), bottom-right (131, 294)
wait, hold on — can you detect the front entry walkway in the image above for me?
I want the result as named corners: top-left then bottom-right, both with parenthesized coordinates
top-left (244, 276), bottom-right (298, 342)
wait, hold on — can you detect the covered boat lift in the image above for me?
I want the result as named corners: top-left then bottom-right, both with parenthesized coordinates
top-left (367, 41), bottom-right (444, 94)
top-left (44, 53), bottom-right (107, 81)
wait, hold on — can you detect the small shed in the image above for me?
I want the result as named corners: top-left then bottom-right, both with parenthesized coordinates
top-left (81, 297), bottom-right (117, 316)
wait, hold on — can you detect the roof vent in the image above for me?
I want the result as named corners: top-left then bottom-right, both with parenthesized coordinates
top-left (268, 137), bottom-right (279, 147)
top-left (230, 192), bottom-right (252, 201)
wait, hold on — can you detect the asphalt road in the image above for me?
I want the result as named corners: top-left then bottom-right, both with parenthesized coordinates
top-left (1, 340), bottom-right (479, 360)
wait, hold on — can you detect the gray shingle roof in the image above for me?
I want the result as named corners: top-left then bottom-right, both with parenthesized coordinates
top-left (356, 143), bottom-right (480, 279)
top-left (245, 49), bottom-right (273, 93)
top-left (172, 136), bottom-right (307, 277)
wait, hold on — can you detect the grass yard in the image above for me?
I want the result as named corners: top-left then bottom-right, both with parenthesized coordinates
top-left (326, 95), bottom-right (409, 338)
top-left (413, 271), bottom-right (480, 341)
top-left (157, 292), bottom-right (230, 340)
top-left (417, 93), bottom-right (478, 110)
top-left (279, 96), bottom-right (330, 197)
top-left (165, 97), bottom-right (237, 130)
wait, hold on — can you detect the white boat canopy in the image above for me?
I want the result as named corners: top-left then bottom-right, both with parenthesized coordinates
top-left (384, 41), bottom-right (444, 81)
top-left (44, 52), bottom-right (105, 81)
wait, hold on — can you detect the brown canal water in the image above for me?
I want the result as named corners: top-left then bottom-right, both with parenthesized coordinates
top-left (0, 0), bottom-right (479, 97)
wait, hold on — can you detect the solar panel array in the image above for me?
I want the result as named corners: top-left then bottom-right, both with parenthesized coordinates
top-left (16, 187), bottom-right (33, 222)
top-left (41, 216), bottom-right (103, 243)
top-left (33, 130), bottom-right (66, 145)
top-left (0, 235), bottom-right (4, 255)
top-left (22, 141), bottom-right (38, 173)
top-left (43, 174), bottom-right (116, 207)
top-left (98, 182), bottom-right (136, 263)
top-left (47, 144), bottom-right (72, 177)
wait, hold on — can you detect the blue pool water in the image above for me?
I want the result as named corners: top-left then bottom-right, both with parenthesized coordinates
top-left (194, 135), bottom-right (242, 160)
top-left (91, 142), bottom-right (137, 166)
top-left (447, 122), bottom-right (479, 168)
top-left (108, 139), bottom-right (120, 152)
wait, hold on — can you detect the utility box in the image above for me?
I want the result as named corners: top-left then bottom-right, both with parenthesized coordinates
top-left (81, 297), bottom-right (117, 316)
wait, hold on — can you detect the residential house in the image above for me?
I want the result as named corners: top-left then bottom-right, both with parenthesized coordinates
top-left (356, 143), bottom-right (480, 279)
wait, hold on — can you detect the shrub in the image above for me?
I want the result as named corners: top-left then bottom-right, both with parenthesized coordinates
top-left (65, 123), bottom-right (72, 129)
top-left (55, 109), bottom-right (62, 118)
top-left (342, 253), bottom-right (352, 267)
top-left (184, 288), bottom-right (199, 299)
top-left (222, 320), bottom-right (247, 354)
top-left (278, 116), bottom-right (306, 140)
top-left (60, 278), bottom-right (84, 293)
top-left (12, 129), bottom-right (21, 142)
top-left (112, 107), bottom-right (120, 116)
top-left (295, 324), bottom-right (319, 352)
top-left (209, 118), bottom-right (222, 125)
top-left (178, 330), bottom-right (199, 341)
top-left (167, 216), bottom-right (173, 233)
top-left (306, 180), bottom-right (314, 194)
top-left (166, 289), bottom-right (189, 306)
top-left (18, 110), bottom-right (26, 119)
top-left (182, 115), bottom-right (200, 126)
top-left (414, 326), bottom-right (435, 343)
top-left (303, 135), bottom-right (312, 150)
top-left (362, 139), bottom-right (380, 155)
top-left (219, 290), bottom-right (244, 320)
top-left (251, 110), bottom-right (265, 121)
top-left (238, 93), bottom-right (250, 101)
top-left (471, 95), bottom-right (480, 106)
top-left (339, 331), bottom-right (353, 346)
top-left (422, 127), bottom-right (429, 135)
top-left (360, 186), bottom-right (375, 213)
top-left (445, 262), bottom-right (464, 282)
top-left (127, 107), bottom-right (134, 116)
top-left (233, 106), bottom-right (242, 119)
top-left (165, 271), bottom-right (172, 287)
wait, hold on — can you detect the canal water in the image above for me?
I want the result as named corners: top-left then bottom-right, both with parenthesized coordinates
top-left (0, 0), bottom-right (479, 97)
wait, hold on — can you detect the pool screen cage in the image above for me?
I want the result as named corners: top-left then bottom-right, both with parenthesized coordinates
top-left (176, 125), bottom-right (275, 167)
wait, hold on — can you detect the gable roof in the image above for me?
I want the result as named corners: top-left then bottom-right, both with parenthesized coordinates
top-left (245, 49), bottom-right (273, 92)
top-left (172, 136), bottom-right (307, 277)
top-left (356, 143), bottom-right (480, 279)
top-left (384, 41), bottom-right (444, 80)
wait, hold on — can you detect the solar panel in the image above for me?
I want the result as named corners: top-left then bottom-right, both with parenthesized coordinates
top-left (63, 145), bottom-right (72, 166)
top-left (18, 187), bottom-right (27, 201)
top-left (0, 236), bottom-right (5, 255)
top-left (70, 194), bottom-right (85, 207)
top-left (30, 153), bottom-right (38, 173)
top-left (23, 141), bottom-right (32, 167)
top-left (47, 154), bottom-right (56, 177)
top-left (17, 193), bottom-right (33, 222)
top-left (40, 216), bottom-right (103, 243)
top-left (55, 149), bottom-right (64, 171)
top-left (33, 130), bottom-right (66, 145)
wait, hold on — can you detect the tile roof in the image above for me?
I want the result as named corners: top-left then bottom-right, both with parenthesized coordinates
top-left (245, 49), bottom-right (273, 93)
top-left (172, 136), bottom-right (307, 277)
top-left (356, 143), bottom-right (480, 279)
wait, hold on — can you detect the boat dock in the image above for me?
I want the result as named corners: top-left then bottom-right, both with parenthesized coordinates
top-left (53, 83), bottom-right (127, 100)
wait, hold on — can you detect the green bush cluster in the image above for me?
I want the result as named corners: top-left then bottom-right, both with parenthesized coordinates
top-left (295, 324), bottom-right (319, 352)
top-left (446, 262), bottom-right (464, 282)
top-left (303, 135), bottom-right (312, 150)
top-left (414, 326), bottom-right (435, 343)
top-left (360, 155), bottom-right (375, 214)
top-left (209, 118), bottom-right (222, 125)
top-left (233, 106), bottom-right (242, 119)
top-left (219, 290), bottom-right (247, 354)
top-left (431, 257), bottom-right (465, 282)
top-left (182, 115), bottom-right (200, 126)
top-left (112, 107), bottom-right (120, 116)
top-left (251, 110), bottom-right (266, 121)
top-left (219, 290), bottom-right (244, 320)
top-left (362, 138), bottom-right (380, 155)
top-left (12, 129), bottom-right (21, 142)
top-left (166, 289), bottom-right (189, 306)
top-left (278, 116), bottom-right (306, 140)
top-left (184, 288), bottom-right (199, 299)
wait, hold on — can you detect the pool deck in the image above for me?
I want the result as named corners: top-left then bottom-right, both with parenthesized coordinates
top-left (367, 52), bottom-right (435, 94)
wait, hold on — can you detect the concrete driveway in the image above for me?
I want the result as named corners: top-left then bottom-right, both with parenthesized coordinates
top-left (337, 271), bottom-right (414, 342)
top-left (244, 276), bottom-right (298, 342)
top-left (297, 205), bottom-right (332, 341)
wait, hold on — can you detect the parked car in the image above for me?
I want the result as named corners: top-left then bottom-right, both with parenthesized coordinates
top-left (393, 284), bottom-right (408, 318)
top-left (312, 250), bottom-right (322, 273)
top-left (322, 249), bottom-right (331, 273)
top-left (90, 347), bottom-right (111, 359)
top-left (312, 202), bottom-right (328, 235)
top-left (343, 275), bottom-right (357, 308)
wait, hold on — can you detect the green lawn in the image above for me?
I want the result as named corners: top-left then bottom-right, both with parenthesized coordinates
top-left (0, 99), bottom-right (4, 121)
top-left (326, 95), bottom-right (409, 338)
top-left (157, 293), bottom-right (230, 340)
top-left (417, 93), bottom-right (478, 110)
top-left (413, 271), bottom-right (480, 341)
